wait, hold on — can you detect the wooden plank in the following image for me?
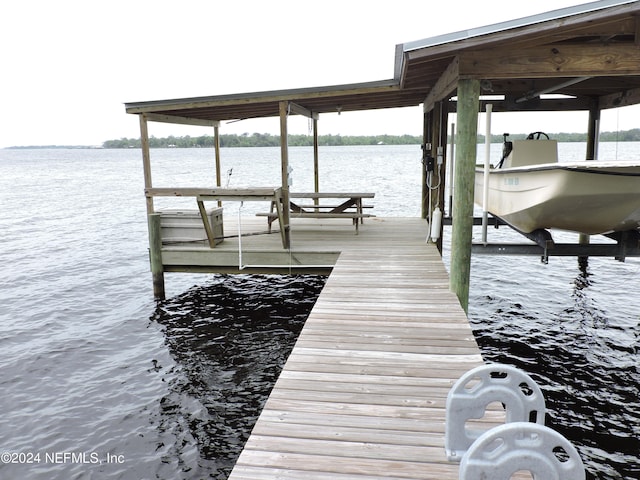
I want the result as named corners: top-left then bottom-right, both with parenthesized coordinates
top-left (196, 199), bottom-right (217, 248)
top-left (290, 192), bottom-right (375, 198)
top-left (266, 386), bottom-right (452, 409)
top-left (144, 112), bottom-right (219, 127)
top-left (258, 408), bottom-right (452, 432)
top-left (147, 186), bottom-right (281, 198)
top-left (297, 324), bottom-right (477, 339)
top-left (288, 204), bottom-right (374, 209)
top-left (243, 435), bottom-right (447, 463)
top-left (275, 370), bottom-right (457, 390)
top-left (271, 377), bottom-right (454, 399)
top-left (278, 361), bottom-right (473, 378)
top-left (230, 465), bottom-right (433, 480)
top-left (258, 212), bottom-right (373, 219)
top-left (291, 342), bottom-right (479, 356)
top-left (303, 311), bottom-right (470, 322)
top-left (233, 451), bottom-right (459, 479)
top-left (459, 43), bottom-right (640, 78)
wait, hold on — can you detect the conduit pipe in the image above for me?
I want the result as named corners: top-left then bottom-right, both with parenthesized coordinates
top-left (481, 104), bottom-right (492, 244)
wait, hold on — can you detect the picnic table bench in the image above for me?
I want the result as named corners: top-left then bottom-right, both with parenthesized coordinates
top-left (257, 192), bottom-right (375, 233)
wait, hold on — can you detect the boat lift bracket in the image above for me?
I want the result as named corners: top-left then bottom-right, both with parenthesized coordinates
top-left (472, 236), bottom-right (640, 261)
top-left (447, 215), bottom-right (640, 261)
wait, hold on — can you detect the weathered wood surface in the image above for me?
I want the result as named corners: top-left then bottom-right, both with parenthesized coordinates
top-left (459, 44), bottom-right (640, 78)
top-left (159, 217), bottom-right (460, 276)
top-left (148, 187), bottom-right (281, 196)
top-left (289, 192), bottom-right (375, 199)
top-left (257, 212), bottom-right (372, 219)
top-left (146, 186), bottom-right (282, 200)
top-left (227, 241), bottom-right (485, 479)
top-left (449, 78), bottom-right (480, 313)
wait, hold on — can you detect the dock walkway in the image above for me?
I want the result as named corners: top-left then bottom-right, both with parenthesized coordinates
top-left (228, 236), bottom-right (485, 479)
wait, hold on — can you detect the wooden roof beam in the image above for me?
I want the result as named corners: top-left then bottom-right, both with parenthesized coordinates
top-left (486, 96), bottom-right (593, 112)
top-left (144, 112), bottom-right (220, 127)
top-left (423, 57), bottom-right (459, 113)
top-left (599, 85), bottom-right (640, 108)
top-left (459, 43), bottom-right (640, 79)
top-left (125, 81), bottom-right (402, 115)
top-left (287, 101), bottom-right (319, 120)
top-left (445, 96), bottom-right (593, 113)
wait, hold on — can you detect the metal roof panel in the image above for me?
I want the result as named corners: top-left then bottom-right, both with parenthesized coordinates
top-left (401, 0), bottom-right (638, 52)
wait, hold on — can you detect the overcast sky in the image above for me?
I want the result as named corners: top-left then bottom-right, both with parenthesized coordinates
top-left (2, 0), bottom-right (638, 148)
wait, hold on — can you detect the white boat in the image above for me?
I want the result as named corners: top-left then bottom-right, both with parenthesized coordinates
top-left (474, 134), bottom-right (640, 235)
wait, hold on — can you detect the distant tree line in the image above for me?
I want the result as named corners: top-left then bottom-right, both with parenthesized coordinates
top-left (495, 129), bottom-right (640, 142)
top-left (101, 129), bottom-right (640, 149)
top-left (102, 133), bottom-right (423, 149)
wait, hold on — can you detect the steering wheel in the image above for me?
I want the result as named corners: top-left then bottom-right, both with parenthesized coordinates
top-left (526, 131), bottom-right (550, 140)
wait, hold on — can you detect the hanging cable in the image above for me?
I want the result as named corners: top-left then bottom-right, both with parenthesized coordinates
top-left (237, 201), bottom-right (244, 269)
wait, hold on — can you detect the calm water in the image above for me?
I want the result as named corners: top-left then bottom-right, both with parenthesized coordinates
top-left (1, 144), bottom-right (639, 479)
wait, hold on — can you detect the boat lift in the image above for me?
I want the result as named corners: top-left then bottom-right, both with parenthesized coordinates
top-left (461, 104), bottom-right (640, 264)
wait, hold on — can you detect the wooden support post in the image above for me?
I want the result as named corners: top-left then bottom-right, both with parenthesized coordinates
top-left (313, 118), bottom-right (319, 206)
top-left (450, 79), bottom-right (480, 313)
top-left (139, 114), bottom-right (154, 215)
top-left (148, 212), bottom-right (165, 300)
top-left (140, 114), bottom-right (162, 298)
top-left (279, 101), bottom-right (291, 249)
top-left (214, 123), bottom-right (222, 207)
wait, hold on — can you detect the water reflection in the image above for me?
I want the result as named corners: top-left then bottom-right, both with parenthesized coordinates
top-left (148, 274), bottom-right (325, 479)
top-left (470, 261), bottom-right (640, 480)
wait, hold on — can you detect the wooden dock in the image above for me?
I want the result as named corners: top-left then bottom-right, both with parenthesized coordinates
top-left (227, 224), bottom-right (486, 479)
top-left (160, 216), bottom-right (441, 274)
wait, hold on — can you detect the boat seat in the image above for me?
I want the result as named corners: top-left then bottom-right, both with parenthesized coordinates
top-left (503, 139), bottom-right (558, 168)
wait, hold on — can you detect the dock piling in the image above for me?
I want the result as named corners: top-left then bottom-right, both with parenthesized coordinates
top-left (148, 213), bottom-right (165, 300)
top-left (450, 78), bottom-right (480, 313)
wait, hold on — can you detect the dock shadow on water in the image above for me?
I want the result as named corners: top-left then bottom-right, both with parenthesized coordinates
top-left (470, 262), bottom-right (640, 480)
top-left (149, 274), bottom-right (326, 479)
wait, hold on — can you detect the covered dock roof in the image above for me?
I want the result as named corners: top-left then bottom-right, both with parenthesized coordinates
top-left (124, 79), bottom-right (427, 126)
top-left (127, 0), bottom-right (640, 306)
top-left (126, 0), bottom-right (640, 123)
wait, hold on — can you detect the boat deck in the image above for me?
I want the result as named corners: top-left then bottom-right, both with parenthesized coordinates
top-left (226, 222), bottom-right (488, 479)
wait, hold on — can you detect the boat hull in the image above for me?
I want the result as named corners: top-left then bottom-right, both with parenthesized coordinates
top-left (474, 162), bottom-right (640, 234)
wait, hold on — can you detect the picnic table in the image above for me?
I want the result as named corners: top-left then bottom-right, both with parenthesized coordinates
top-left (257, 192), bottom-right (375, 233)
top-left (146, 187), bottom-right (289, 248)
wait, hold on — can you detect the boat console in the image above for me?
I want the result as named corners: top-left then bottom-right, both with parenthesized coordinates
top-left (499, 132), bottom-right (558, 168)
